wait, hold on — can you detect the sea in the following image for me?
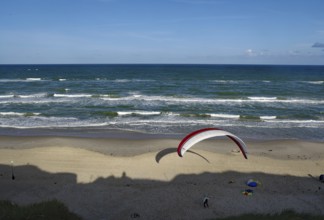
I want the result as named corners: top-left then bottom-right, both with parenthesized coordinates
top-left (0, 64), bottom-right (323, 141)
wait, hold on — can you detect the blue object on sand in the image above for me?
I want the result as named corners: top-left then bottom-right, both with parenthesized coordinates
top-left (246, 179), bottom-right (260, 187)
top-left (247, 181), bottom-right (257, 187)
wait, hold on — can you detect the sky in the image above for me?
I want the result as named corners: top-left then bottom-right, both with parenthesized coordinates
top-left (1, 0), bottom-right (324, 65)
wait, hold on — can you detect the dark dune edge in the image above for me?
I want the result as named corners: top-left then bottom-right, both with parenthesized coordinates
top-left (1, 164), bottom-right (323, 220)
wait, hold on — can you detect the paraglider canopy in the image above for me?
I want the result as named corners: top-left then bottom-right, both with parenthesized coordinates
top-left (177, 128), bottom-right (248, 159)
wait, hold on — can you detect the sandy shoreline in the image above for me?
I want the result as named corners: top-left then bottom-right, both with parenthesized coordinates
top-left (0, 136), bottom-right (323, 219)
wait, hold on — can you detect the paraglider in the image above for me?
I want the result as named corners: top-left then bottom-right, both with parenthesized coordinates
top-left (177, 128), bottom-right (248, 159)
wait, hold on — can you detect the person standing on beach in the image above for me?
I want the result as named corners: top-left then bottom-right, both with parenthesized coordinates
top-left (203, 196), bottom-right (209, 208)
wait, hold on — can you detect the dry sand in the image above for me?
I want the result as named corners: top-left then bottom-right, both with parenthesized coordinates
top-left (0, 136), bottom-right (323, 219)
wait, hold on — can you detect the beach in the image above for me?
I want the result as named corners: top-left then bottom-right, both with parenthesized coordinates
top-left (0, 135), bottom-right (323, 219)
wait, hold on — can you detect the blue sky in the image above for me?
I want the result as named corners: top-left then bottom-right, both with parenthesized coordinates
top-left (1, 0), bottom-right (324, 64)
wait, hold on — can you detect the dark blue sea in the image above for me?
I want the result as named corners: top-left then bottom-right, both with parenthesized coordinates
top-left (0, 64), bottom-right (323, 141)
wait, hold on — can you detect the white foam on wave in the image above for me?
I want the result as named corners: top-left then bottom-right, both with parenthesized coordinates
top-left (0, 93), bottom-right (49, 99)
top-left (26, 78), bottom-right (42, 81)
top-left (101, 94), bottom-right (324, 105)
top-left (248, 96), bottom-right (277, 100)
top-left (59, 78), bottom-right (66, 81)
top-left (1, 78), bottom-right (48, 82)
top-left (265, 119), bottom-right (324, 123)
top-left (17, 93), bottom-right (48, 98)
top-left (117, 111), bottom-right (161, 116)
top-left (165, 112), bottom-right (180, 116)
top-left (263, 119), bottom-right (324, 129)
top-left (0, 95), bottom-right (15, 98)
top-left (115, 79), bottom-right (130, 83)
top-left (0, 116), bottom-right (108, 129)
top-left (260, 116), bottom-right (276, 120)
top-left (2, 93), bottom-right (48, 99)
top-left (210, 113), bottom-right (240, 119)
top-left (277, 99), bottom-right (324, 104)
top-left (211, 80), bottom-right (241, 84)
top-left (101, 95), bottom-right (214, 103)
top-left (0, 112), bottom-right (25, 116)
top-left (54, 93), bottom-right (92, 98)
top-left (114, 117), bottom-right (324, 130)
top-left (1, 113), bottom-right (322, 131)
top-left (0, 99), bottom-right (68, 104)
top-left (2, 92), bottom-right (323, 106)
top-left (0, 112), bottom-right (41, 116)
top-left (303, 81), bottom-right (324, 85)
top-left (113, 79), bottom-right (155, 83)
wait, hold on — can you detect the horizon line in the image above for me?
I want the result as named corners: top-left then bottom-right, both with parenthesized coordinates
top-left (1, 63), bottom-right (324, 66)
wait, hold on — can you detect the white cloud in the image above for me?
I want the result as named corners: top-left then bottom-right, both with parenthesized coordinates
top-left (245, 49), bottom-right (271, 57)
top-left (245, 49), bottom-right (254, 56)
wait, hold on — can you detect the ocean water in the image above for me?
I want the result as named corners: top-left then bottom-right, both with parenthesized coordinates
top-left (0, 64), bottom-right (323, 141)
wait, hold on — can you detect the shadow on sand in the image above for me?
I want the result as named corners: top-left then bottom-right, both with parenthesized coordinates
top-left (155, 148), bottom-right (210, 163)
top-left (0, 164), bottom-right (323, 220)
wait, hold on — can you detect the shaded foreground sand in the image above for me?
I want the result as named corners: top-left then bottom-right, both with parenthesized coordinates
top-left (0, 136), bottom-right (323, 219)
